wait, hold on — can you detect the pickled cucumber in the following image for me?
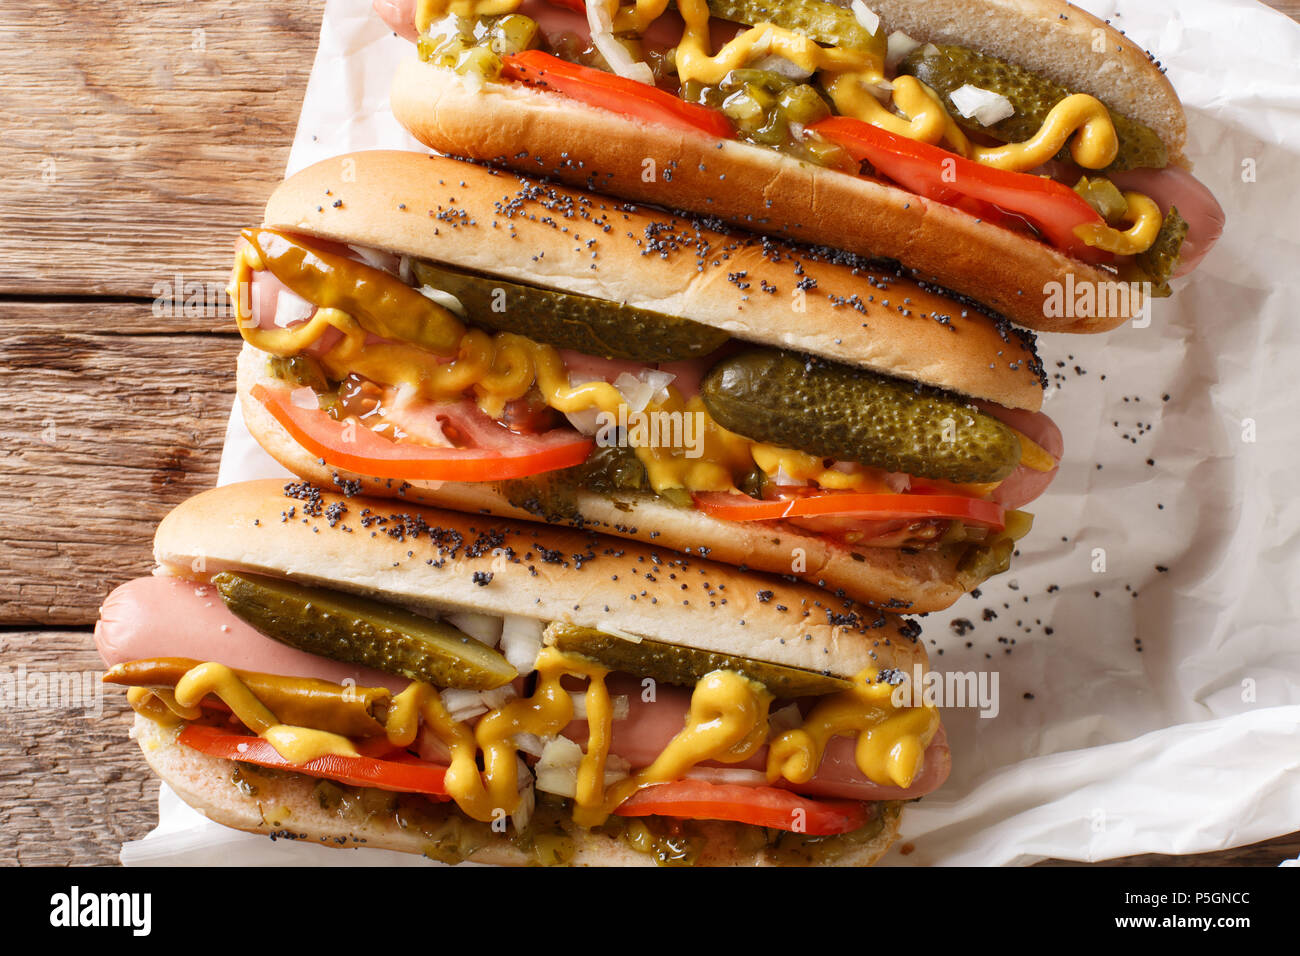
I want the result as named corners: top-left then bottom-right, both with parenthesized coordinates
top-left (700, 349), bottom-right (1022, 483)
top-left (547, 623), bottom-right (852, 697)
top-left (706, 0), bottom-right (885, 55)
top-left (899, 44), bottom-right (1168, 172)
top-left (411, 261), bottom-right (729, 362)
top-left (213, 572), bottom-right (517, 690)
top-left (1133, 206), bottom-right (1188, 297)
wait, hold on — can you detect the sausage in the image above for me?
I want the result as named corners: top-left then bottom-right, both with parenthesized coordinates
top-left (95, 576), bottom-right (409, 692)
top-left (562, 674), bottom-right (952, 800)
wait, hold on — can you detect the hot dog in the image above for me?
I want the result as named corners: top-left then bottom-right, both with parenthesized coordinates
top-left (230, 149), bottom-right (1064, 614)
top-left (97, 479), bottom-right (950, 866)
top-left (375, 0), bottom-right (1224, 331)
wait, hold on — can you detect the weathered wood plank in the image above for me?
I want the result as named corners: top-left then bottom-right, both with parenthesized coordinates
top-left (0, 632), bottom-right (153, 866)
top-left (0, 0), bottom-right (323, 297)
top-left (0, 309), bottom-right (241, 626)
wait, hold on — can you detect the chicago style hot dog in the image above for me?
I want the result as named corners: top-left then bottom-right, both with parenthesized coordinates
top-left (230, 150), bottom-right (1063, 613)
top-left (96, 480), bottom-right (950, 866)
top-left (375, 0), bottom-right (1224, 331)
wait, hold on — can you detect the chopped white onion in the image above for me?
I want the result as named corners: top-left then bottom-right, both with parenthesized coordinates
top-left (500, 616), bottom-right (545, 673)
top-left (768, 702), bottom-right (804, 735)
top-left (347, 244), bottom-right (401, 274)
top-left (586, 0), bottom-right (654, 85)
top-left (273, 288), bottom-right (315, 328)
top-left (398, 255), bottom-right (415, 285)
top-left (446, 610), bottom-right (504, 647)
top-left (289, 386), bottom-right (318, 410)
top-left (441, 688), bottom-right (490, 723)
top-left (885, 31), bottom-right (922, 71)
top-left (513, 732), bottom-right (548, 758)
top-left (570, 692), bottom-right (631, 721)
top-left (639, 368), bottom-right (676, 403)
top-left (612, 372), bottom-right (655, 413)
top-left (535, 737), bottom-right (582, 797)
top-left (417, 284), bottom-right (468, 317)
top-left (535, 738), bottom-right (630, 797)
top-left (564, 407), bottom-right (604, 436)
top-left (479, 685), bottom-right (517, 710)
top-left (850, 0), bottom-right (880, 36)
top-left (751, 53), bottom-right (811, 80)
top-left (511, 759), bottom-right (535, 832)
top-left (948, 84), bottom-right (1016, 126)
top-left (771, 465), bottom-right (808, 487)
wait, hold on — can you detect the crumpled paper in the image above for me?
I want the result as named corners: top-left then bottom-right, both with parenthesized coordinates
top-left (127, 0), bottom-right (1300, 865)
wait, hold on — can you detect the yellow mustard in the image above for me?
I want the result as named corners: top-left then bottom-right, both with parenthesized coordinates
top-left (130, 645), bottom-right (938, 827)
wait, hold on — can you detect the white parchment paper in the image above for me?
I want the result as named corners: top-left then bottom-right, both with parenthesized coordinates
top-left (127, 0), bottom-right (1300, 865)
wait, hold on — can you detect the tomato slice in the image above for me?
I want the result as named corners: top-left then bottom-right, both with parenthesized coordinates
top-left (501, 50), bottom-right (734, 140)
top-left (808, 115), bottom-right (1113, 263)
top-left (692, 490), bottom-right (1005, 530)
top-left (177, 724), bottom-right (451, 799)
top-left (251, 383), bottom-right (593, 482)
top-left (615, 780), bottom-right (869, 835)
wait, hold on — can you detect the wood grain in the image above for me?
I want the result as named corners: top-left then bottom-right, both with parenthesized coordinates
top-left (1, 0), bottom-right (1296, 867)
top-left (0, 632), bottom-right (151, 866)
top-left (0, 0), bottom-right (322, 297)
top-left (0, 304), bottom-right (240, 626)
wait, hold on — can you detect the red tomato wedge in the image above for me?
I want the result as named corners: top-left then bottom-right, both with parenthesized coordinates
top-left (808, 116), bottom-right (1113, 263)
top-left (501, 50), bottom-right (735, 140)
top-left (177, 724), bottom-right (451, 799)
top-left (251, 384), bottom-right (593, 482)
top-left (615, 780), bottom-right (869, 835)
top-left (692, 490), bottom-right (1006, 530)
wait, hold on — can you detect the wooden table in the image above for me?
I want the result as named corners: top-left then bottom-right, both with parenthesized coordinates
top-left (2, 0), bottom-right (1296, 867)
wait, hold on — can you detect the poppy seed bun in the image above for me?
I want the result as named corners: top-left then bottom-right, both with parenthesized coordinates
top-left (389, 63), bottom-right (1150, 333)
top-left (262, 150), bottom-right (1046, 410)
top-left (156, 480), bottom-right (930, 679)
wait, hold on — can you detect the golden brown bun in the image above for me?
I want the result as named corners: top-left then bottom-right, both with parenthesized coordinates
top-left (132, 714), bottom-right (903, 866)
top-left (868, 0), bottom-right (1186, 161)
top-left (239, 344), bottom-right (986, 614)
top-left (157, 479), bottom-right (931, 679)
top-left (263, 150), bottom-right (1046, 410)
top-left (389, 63), bottom-right (1149, 334)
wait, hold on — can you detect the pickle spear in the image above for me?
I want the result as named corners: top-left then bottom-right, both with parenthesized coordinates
top-left (411, 260), bottom-right (729, 362)
top-left (706, 0), bottom-right (885, 55)
top-left (213, 572), bottom-right (516, 690)
top-left (700, 348), bottom-right (1022, 483)
top-left (898, 44), bottom-right (1168, 172)
top-left (547, 623), bottom-right (852, 697)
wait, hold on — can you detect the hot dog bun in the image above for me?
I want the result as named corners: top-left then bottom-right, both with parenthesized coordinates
top-left (156, 480), bottom-right (930, 676)
top-left (133, 713), bottom-right (903, 866)
top-left (124, 480), bottom-right (922, 866)
top-left (262, 150), bottom-right (1047, 411)
top-left (385, 0), bottom-right (1190, 333)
